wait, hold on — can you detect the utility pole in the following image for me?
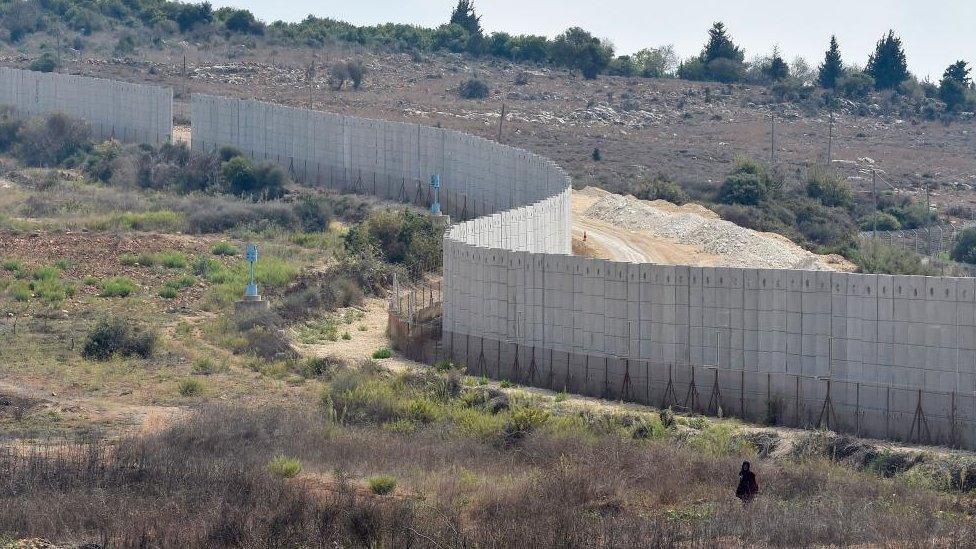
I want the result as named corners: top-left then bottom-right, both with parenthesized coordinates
top-left (305, 62), bottom-right (316, 109)
top-left (827, 108), bottom-right (834, 166)
top-left (872, 170), bottom-right (878, 240)
top-left (925, 184), bottom-right (932, 256)
top-left (497, 102), bottom-right (506, 142)
top-left (55, 26), bottom-right (61, 71)
top-left (181, 51), bottom-right (187, 101)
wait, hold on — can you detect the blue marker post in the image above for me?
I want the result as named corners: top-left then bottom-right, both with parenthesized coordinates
top-left (429, 174), bottom-right (442, 215)
top-left (236, 242), bottom-right (268, 313)
top-left (245, 243), bottom-right (259, 299)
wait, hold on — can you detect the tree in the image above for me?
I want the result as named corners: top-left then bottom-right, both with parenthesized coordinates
top-left (818, 35), bottom-right (843, 88)
top-left (940, 60), bottom-right (972, 112)
top-left (763, 47), bottom-right (789, 82)
top-left (449, 0), bottom-right (481, 37)
top-left (697, 22), bottom-right (744, 83)
top-left (719, 159), bottom-right (773, 205)
top-left (700, 22), bottom-right (744, 65)
top-left (866, 30), bottom-right (909, 90)
top-left (952, 227), bottom-right (976, 264)
top-left (550, 27), bottom-right (613, 79)
top-left (632, 45), bottom-right (678, 77)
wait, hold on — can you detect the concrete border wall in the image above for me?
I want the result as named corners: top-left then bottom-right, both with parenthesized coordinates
top-left (190, 92), bottom-right (976, 449)
top-left (0, 67), bottom-right (173, 145)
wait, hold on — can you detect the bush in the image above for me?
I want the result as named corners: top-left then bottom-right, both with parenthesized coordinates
top-left (367, 475), bottom-right (397, 495)
top-left (29, 52), bottom-right (58, 73)
top-left (16, 113), bottom-right (92, 167)
top-left (158, 286), bottom-right (178, 299)
top-left (267, 456), bottom-right (302, 478)
top-left (719, 161), bottom-right (770, 206)
top-left (99, 277), bottom-right (136, 297)
top-left (806, 169), bottom-right (853, 209)
top-left (344, 209), bottom-right (443, 275)
top-left (158, 251), bottom-right (187, 268)
top-left (221, 156), bottom-right (287, 200)
top-left (951, 227), bottom-right (976, 264)
top-left (458, 78), bottom-right (490, 99)
top-left (211, 242), bottom-right (239, 256)
top-left (178, 378), bottom-right (204, 397)
top-left (372, 348), bottom-right (392, 359)
top-left (858, 212), bottom-right (901, 231)
top-left (856, 241), bottom-right (936, 275)
top-left (346, 60), bottom-right (365, 90)
top-left (503, 406), bottom-right (550, 442)
top-left (633, 176), bottom-right (688, 204)
top-left (82, 318), bottom-right (156, 360)
top-left (839, 72), bottom-right (875, 100)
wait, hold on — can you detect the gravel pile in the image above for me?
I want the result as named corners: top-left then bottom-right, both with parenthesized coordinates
top-left (584, 193), bottom-right (837, 270)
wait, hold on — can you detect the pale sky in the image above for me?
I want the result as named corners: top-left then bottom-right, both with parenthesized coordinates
top-left (211, 0), bottom-right (975, 81)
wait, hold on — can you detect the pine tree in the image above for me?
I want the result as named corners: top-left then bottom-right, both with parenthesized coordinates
top-left (943, 60), bottom-right (972, 86)
top-left (865, 30), bottom-right (909, 90)
top-left (764, 46), bottom-right (789, 82)
top-left (940, 60), bottom-right (972, 112)
top-left (449, 0), bottom-right (482, 37)
top-left (699, 22), bottom-right (744, 64)
top-left (818, 35), bottom-right (843, 89)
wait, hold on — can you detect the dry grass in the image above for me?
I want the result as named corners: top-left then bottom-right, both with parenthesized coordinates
top-left (2, 376), bottom-right (974, 547)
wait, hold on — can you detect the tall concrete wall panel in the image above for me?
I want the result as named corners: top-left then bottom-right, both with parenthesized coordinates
top-left (0, 67), bottom-right (172, 144)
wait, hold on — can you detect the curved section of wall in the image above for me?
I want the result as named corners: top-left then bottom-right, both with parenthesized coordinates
top-left (0, 67), bottom-right (172, 145)
top-left (190, 93), bottom-right (571, 256)
top-left (191, 92), bottom-right (974, 448)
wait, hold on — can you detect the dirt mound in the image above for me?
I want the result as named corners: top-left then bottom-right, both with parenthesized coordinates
top-left (579, 188), bottom-right (855, 271)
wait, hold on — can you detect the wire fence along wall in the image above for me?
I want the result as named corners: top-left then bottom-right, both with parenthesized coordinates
top-left (441, 333), bottom-right (972, 449)
top-left (0, 67), bottom-right (173, 145)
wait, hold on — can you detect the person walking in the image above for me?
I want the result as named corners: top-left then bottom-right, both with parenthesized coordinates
top-left (735, 461), bottom-right (759, 505)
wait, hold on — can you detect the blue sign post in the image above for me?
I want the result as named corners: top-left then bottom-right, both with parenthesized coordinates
top-left (245, 243), bottom-right (259, 299)
top-left (430, 174), bottom-right (441, 215)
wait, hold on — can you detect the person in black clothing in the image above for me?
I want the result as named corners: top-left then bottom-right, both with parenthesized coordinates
top-left (735, 461), bottom-right (758, 504)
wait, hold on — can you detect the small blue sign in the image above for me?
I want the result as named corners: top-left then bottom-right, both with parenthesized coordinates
top-left (246, 243), bottom-right (258, 263)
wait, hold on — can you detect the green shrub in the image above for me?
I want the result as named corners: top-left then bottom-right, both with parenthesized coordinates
top-left (211, 242), bottom-right (239, 256)
top-left (30, 278), bottom-right (69, 304)
top-left (458, 78), bottom-right (490, 99)
top-left (220, 156), bottom-right (287, 200)
top-left (158, 286), bottom-right (178, 299)
top-left (29, 52), bottom-right (58, 73)
top-left (719, 161), bottom-right (770, 205)
top-left (806, 168), bottom-right (853, 209)
top-left (7, 280), bottom-right (31, 301)
top-left (857, 241), bottom-right (936, 275)
top-left (82, 318), bottom-right (156, 360)
top-left (16, 113), bottom-right (91, 167)
top-left (344, 209), bottom-right (443, 275)
top-left (1, 259), bottom-right (22, 272)
top-left (659, 407), bottom-right (676, 428)
top-left (952, 227), bottom-right (976, 265)
top-left (99, 277), bottom-right (136, 297)
top-left (633, 175), bottom-right (688, 205)
top-left (367, 475), bottom-right (397, 495)
top-left (191, 357), bottom-right (225, 375)
top-left (858, 212), bottom-right (901, 231)
top-left (158, 251), bottom-right (187, 268)
top-left (267, 455), bottom-right (302, 478)
top-left (178, 378), bottom-right (204, 397)
top-left (372, 347), bottom-right (392, 359)
top-left (31, 266), bottom-right (60, 281)
top-left (119, 252), bottom-right (156, 267)
top-left (503, 406), bottom-right (550, 442)
top-left (166, 275), bottom-right (196, 289)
